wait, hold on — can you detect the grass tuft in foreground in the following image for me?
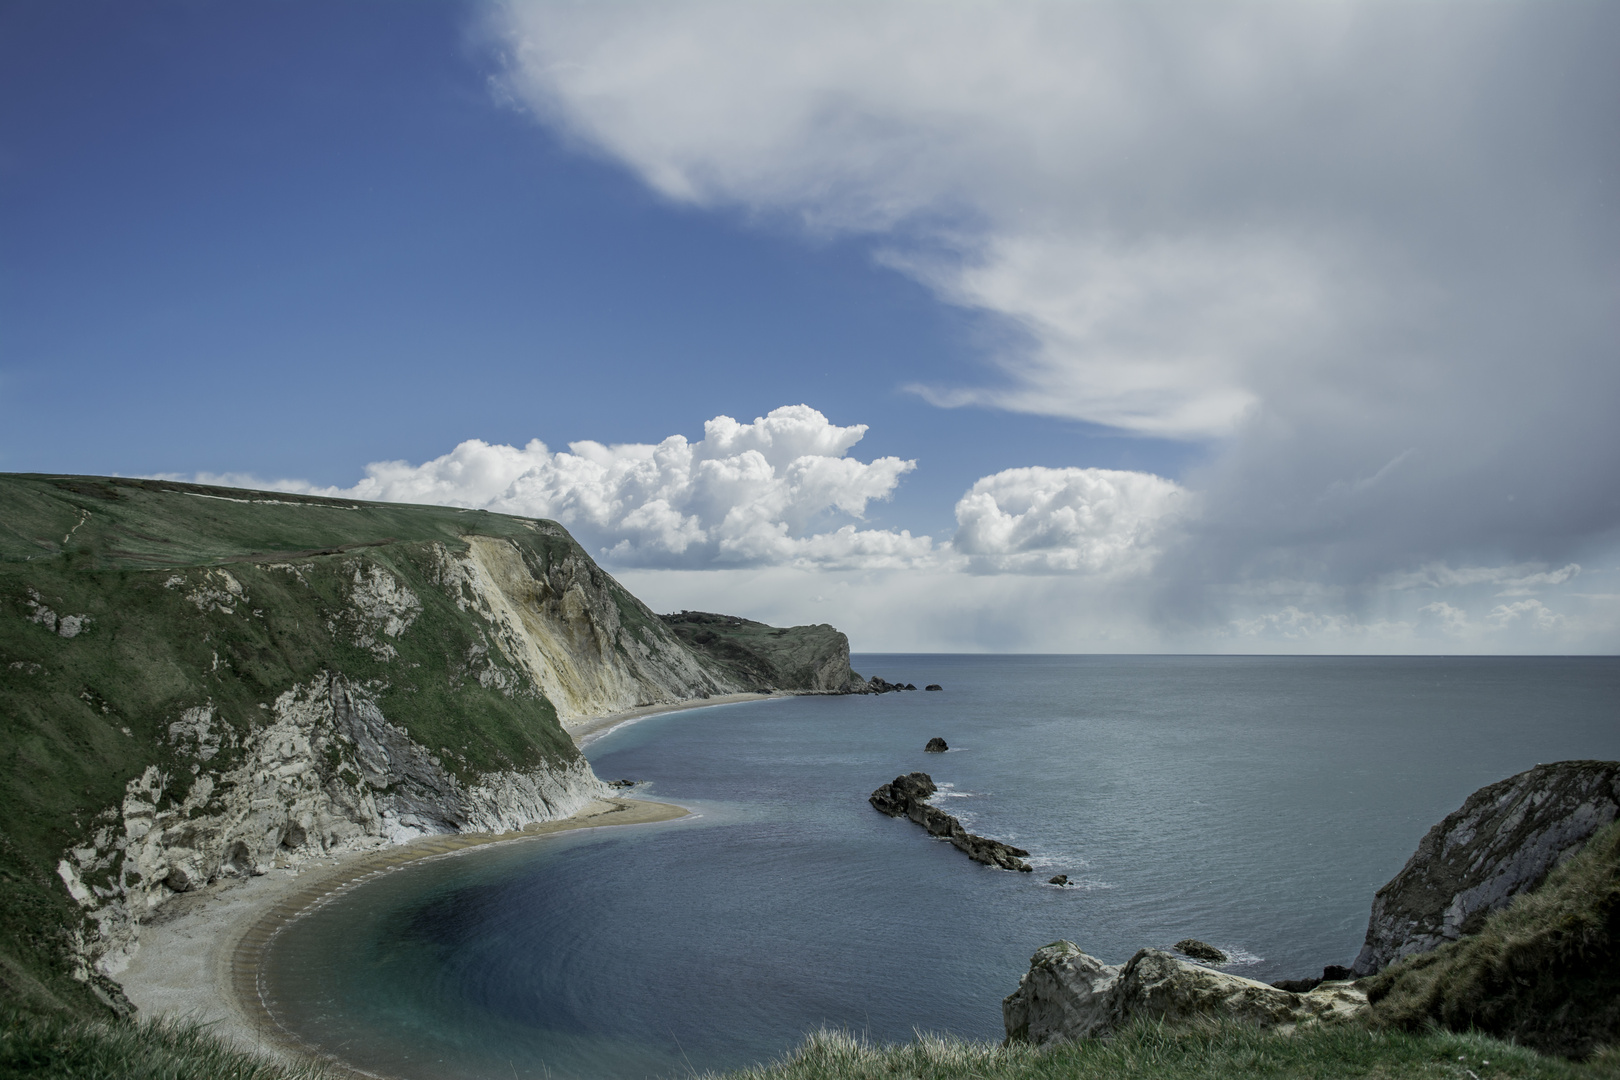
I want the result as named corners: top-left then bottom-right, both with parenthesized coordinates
top-left (717, 1022), bottom-right (1620, 1080)
top-left (0, 1008), bottom-right (331, 1080)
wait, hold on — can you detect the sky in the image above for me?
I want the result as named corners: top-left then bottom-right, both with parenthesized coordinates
top-left (3, 0), bottom-right (1617, 653)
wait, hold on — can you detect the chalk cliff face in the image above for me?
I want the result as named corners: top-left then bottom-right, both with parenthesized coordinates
top-left (0, 475), bottom-right (771, 1014)
top-left (1351, 760), bottom-right (1620, 975)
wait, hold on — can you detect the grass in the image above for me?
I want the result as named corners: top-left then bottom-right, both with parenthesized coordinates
top-left (1365, 820), bottom-right (1620, 1058)
top-left (0, 1008), bottom-right (331, 1080)
top-left (717, 1023), bottom-right (1620, 1080)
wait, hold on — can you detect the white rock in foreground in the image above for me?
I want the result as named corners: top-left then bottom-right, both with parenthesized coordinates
top-left (1003, 942), bottom-right (1366, 1045)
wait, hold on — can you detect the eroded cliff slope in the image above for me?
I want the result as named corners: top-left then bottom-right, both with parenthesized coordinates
top-left (0, 475), bottom-right (748, 1016)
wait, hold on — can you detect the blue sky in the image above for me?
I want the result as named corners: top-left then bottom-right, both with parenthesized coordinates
top-left (3, 1), bottom-right (1617, 652)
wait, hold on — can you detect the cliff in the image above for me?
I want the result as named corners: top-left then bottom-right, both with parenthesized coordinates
top-left (0, 474), bottom-right (834, 1018)
top-left (660, 610), bottom-right (867, 693)
top-left (1351, 760), bottom-right (1620, 976)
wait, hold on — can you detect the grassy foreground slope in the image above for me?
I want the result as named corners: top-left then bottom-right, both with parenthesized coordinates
top-left (720, 1025), bottom-right (1618, 1080)
top-left (0, 473), bottom-right (732, 1017)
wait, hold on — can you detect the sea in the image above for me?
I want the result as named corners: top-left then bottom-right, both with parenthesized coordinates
top-left (257, 655), bottom-right (1620, 1080)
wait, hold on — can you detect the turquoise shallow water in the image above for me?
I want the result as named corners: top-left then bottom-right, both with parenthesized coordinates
top-left (259, 655), bottom-right (1620, 1080)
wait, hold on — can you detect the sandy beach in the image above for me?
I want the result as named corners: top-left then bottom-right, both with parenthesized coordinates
top-left (116, 796), bottom-right (688, 1073)
top-left (567, 691), bottom-right (778, 747)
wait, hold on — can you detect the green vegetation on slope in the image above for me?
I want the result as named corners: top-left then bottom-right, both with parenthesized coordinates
top-left (0, 474), bottom-right (657, 1016)
top-left (661, 610), bottom-right (862, 692)
top-left (714, 1023), bottom-right (1618, 1080)
top-left (0, 1008), bottom-right (329, 1080)
top-left (1365, 820), bottom-right (1620, 1058)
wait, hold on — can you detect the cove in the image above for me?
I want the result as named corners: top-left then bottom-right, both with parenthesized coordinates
top-left (257, 655), bottom-right (1620, 1080)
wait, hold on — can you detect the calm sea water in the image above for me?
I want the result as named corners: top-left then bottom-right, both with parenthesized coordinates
top-left (259, 656), bottom-right (1620, 1080)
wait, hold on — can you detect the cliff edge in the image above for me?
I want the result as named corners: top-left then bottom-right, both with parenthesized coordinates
top-left (0, 474), bottom-right (839, 1018)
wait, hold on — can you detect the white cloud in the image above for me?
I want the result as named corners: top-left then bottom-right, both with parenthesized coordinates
top-left (1488, 599), bottom-right (1565, 632)
top-left (488, 1), bottom-right (1546, 442)
top-left (951, 466), bottom-right (1187, 574)
top-left (1384, 562), bottom-right (1582, 595)
top-left (289, 406), bottom-right (931, 570)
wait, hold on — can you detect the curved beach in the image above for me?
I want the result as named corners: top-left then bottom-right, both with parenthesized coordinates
top-left (117, 795), bottom-right (689, 1071)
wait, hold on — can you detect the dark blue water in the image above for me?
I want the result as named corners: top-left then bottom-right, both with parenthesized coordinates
top-left (260, 656), bottom-right (1620, 1080)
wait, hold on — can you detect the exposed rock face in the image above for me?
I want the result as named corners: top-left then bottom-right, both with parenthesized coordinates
top-left (925, 737), bottom-right (949, 753)
top-left (869, 772), bottom-right (1033, 872)
top-left (56, 673), bottom-right (609, 980)
top-left (1004, 942), bottom-right (1366, 1045)
top-left (659, 610), bottom-right (868, 693)
top-left (1351, 760), bottom-right (1620, 975)
top-left (1174, 939), bottom-right (1228, 963)
top-left (449, 538), bottom-right (737, 724)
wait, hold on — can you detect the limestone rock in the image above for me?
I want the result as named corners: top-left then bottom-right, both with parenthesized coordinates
top-left (1004, 942), bottom-right (1367, 1045)
top-left (1351, 760), bottom-right (1620, 975)
top-left (1174, 939), bottom-right (1228, 963)
top-left (925, 737), bottom-right (949, 753)
top-left (869, 773), bottom-right (1033, 872)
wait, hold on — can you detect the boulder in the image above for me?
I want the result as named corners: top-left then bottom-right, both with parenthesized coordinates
top-left (924, 684), bottom-right (943, 691)
top-left (925, 737), bottom-right (949, 753)
top-left (869, 773), bottom-right (1034, 872)
top-left (1049, 875), bottom-right (1069, 886)
top-left (905, 683), bottom-right (917, 690)
top-left (867, 676), bottom-right (905, 694)
top-left (1174, 938), bottom-right (1228, 964)
top-left (1004, 942), bottom-right (1366, 1045)
top-left (1351, 760), bottom-right (1620, 975)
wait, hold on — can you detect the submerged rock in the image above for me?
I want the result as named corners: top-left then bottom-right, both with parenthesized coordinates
top-left (1174, 939), bottom-right (1228, 964)
top-left (1351, 760), bottom-right (1620, 975)
top-left (925, 737), bottom-right (949, 753)
top-left (1004, 942), bottom-right (1366, 1045)
top-left (1049, 875), bottom-right (1069, 886)
top-left (869, 772), bottom-right (1033, 872)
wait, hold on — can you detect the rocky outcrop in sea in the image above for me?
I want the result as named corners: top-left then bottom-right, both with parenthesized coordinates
top-left (1351, 759), bottom-right (1620, 975)
top-left (869, 772), bottom-right (1033, 872)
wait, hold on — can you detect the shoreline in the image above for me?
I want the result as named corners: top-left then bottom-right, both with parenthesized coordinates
top-left (567, 691), bottom-right (779, 748)
top-left (116, 796), bottom-right (688, 1074)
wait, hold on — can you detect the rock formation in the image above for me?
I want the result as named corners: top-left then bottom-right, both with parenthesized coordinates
top-left (1174, 939), bottom-right (1228, 963)
top-left (925, 737), bottom-right (949, 753)
top-left (659, 610), bottom-right (868, 694)
top-left (866, 676), bottom-right (906, 694)
top-left (1049, 875), bottom-right (1068, 886)
top-left (1351, 760), bottom-right (1620, 975)
top-left (869, 772), bottom-right (1033, 872)
top-left (924, 684), bottom-right (942, 691)
top-left (1003, 941), bottom-right (1366, 1045)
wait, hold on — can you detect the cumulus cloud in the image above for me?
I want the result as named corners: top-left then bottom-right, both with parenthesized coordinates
top-left (951, 466), bottom-right (1188, 574)
top-left (490, 0), bottom-right (1620, 634)
top-left (296, 406), bottom-right (931, 570)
